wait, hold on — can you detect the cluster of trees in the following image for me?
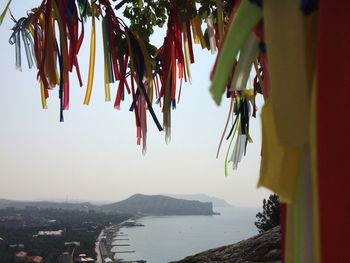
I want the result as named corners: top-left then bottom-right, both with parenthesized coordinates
top-left (255, 194), bottom-right (280, 233)
top-left (0, 208), bottom-right (129, 263)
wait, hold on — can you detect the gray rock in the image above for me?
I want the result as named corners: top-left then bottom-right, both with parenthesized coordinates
top-left (170, 226), bottom-right (281, 263)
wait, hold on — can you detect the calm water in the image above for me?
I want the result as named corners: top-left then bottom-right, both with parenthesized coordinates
top-left (111, 207), bottom-right (260, 263)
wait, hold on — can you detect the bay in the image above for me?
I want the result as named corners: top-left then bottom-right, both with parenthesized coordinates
top-left (112, 207), bottom-right (260, 263)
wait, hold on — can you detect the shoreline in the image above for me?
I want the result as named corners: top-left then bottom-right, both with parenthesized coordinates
top-left (95, 218), bottom-right (134, 263)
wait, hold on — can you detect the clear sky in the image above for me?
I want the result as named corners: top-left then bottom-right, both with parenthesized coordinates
top-left (0, 0), bottom-right (270, 207)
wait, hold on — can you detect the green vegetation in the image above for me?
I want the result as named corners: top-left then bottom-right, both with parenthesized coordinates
top-left (0, 208), bottom-right (130, 263)
top-left (119, 0), bottom-right (234, 41)
top-left (101, 194), bottom-right (214, 215)
top-left (255, 194), bottom-right (280, 233)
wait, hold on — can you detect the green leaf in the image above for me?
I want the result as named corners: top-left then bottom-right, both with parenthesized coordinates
top-left (0, 0), bottom-right (13, 25)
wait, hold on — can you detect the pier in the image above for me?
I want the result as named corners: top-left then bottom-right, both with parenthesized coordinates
top-left (96, 218), bottom-right (147, 263)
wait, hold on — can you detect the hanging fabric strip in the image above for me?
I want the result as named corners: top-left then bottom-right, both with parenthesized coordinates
top-left (37, 19), bottom-right (50, 93)
top-left (21, 29), bottom-right (34, 68)
top-left (229, 132), bottom-right (246, 170)
top-left (44, 1), bottom-right (58, 87)
top-left (83, 13), bottom-right (96, 105)
top-left (216, 96), bottom-right (234, 158)
top-left (309, 74), bottom-right (320, 263)
top-left (14, 29), bottom-right (21, 70)
top-left (259, 53), bottom-right (270, 97)
top-left (140, 92), bottom-right (147, 155)
top-left (171, 42), bottom-right (176, 102)
top-left (53, 0), bottom-right (70, 110)
top-left (317, 1), bottom-right (350, 262)
top-left (300, 149), bottom-right (315, 263)
top-left (253, 60), bottom-right (263, 93)
top-left (183, 27), bottom-right (192, 83)
top-left (263, 0), bottom-right (316, 147)
top-left (114, 54), bottom-right (128, 109)
top-left (56, 40), bottom-right (64, 122)
top-left (164, 69), bottom-right (172, 143)
top-left (128, 61), bottom-right (141, 142)
top-left (293, 173), bottom-right (302, 263)
top-left (216, 0), bottom-right (224, 43)
top-left (230, 33), bottom-right (259, 91)
top-left (102, 17), bottom-right (111, 101)
top-left (210, 0), bottom-right (262, 105)
top-left (108, 15), bottom-right (120, 82)
top-left (0, 0), bottom-right (12, 25)
top-left (185, 20), bottom-right (195, 64)
top-left (190, 17), bottom-right (200, 45)
top-left (224, 115), bottom-right (239, 176)
top-left (132, 31), bottom-right (154, 103)
top-left (40, 81), bottom-right (48, 109)
top-left (191, 16), bottom-right (206, 49)
top-left (258, 100), bottom-right (302, 203)
top-left (28, 25), bottom-right (38, 66)
top-left (125, 29), bottom-right (163, 132)
top-left (285, 204), bottom-right (295, 263)
top-left (280, 203), bottom-right (287, 263)
top-left (206, 15), bottom-right (217, 54)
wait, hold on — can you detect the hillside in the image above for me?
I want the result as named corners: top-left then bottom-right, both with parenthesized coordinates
top-left (99, 194), bottom-right (214, 215)
top-left (0, 199), bottom-right (96, 211)
top-left (0, 194), bottom-right (215, 216)
top-left (171, 226), bottom-right (281, 263)
top-left (164, 194), bottom-right (232, 208)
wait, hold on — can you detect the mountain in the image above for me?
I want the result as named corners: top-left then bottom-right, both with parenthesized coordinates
top-left (164, 194), bottom-right (233, 208)
top-left (99, 194), bottom-right (215, 215)
top-left (0, 194), bottom-right (215, 215)
top-left (0, 199), bottom-right (96, 211)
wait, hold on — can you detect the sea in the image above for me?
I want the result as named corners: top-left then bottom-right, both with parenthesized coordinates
top-left (111, 206), bottom-right (260, 263)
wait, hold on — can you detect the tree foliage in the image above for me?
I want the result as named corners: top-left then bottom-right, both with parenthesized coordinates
top-left (120, 0), bottom-right (235, 41)
top-left (255, 194), bottom-right (280, 233)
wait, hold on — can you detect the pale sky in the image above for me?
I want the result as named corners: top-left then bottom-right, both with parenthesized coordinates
top-left (0, 0), bottom-right (270, 207)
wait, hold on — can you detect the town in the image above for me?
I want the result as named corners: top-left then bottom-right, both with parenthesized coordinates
top-left (0, 207), bottom-right (130, 263)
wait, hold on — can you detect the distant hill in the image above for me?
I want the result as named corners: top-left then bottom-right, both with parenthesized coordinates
top-left (99, 194), bottom-right (214, 215)
top-left (164, 194), bottom-right (233, 208)
top-left (0, 195), bottom-right (215, 216)
top-left (0, 199), bottom-right (96, 211)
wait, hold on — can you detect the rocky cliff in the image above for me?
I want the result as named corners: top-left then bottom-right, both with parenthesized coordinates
top-left (171, 226), bottom-right (281, 263)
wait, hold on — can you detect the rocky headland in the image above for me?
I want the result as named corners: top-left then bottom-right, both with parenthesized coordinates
top-left (171, 226), bottom-right (281, 263)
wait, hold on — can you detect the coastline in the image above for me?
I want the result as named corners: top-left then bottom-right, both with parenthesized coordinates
top-left (98, 207), bottom-right (258, 262)
top-left (95, 229), bottom-right (104, 263)
top-left (95, 218), bottom-right (134, 263)
top-left (96, 207), bottom-right (258, 262)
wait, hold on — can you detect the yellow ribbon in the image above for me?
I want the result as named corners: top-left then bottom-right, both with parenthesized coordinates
top-left (83, 13), bottom-right (96, 105)
top-left (40, 81), bottom-right (47, 109)
top-left (191, 16), bottom-right (206, 49)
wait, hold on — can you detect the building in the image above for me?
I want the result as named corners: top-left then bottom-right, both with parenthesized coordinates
top-left (14, 251), bottom-right (27, 262)
top-left (15, 252), bottom-right (43, 263)
top-left (37, 229), bottom-right (64, 236)
top-left (74, 254), bottom-right (95, 263)
top-left (26, 256), bottom-right (44, 263)
top-left (64, 241), bottom-right (81, 246)
top-left (9, 243), bottom-right (25, 249)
